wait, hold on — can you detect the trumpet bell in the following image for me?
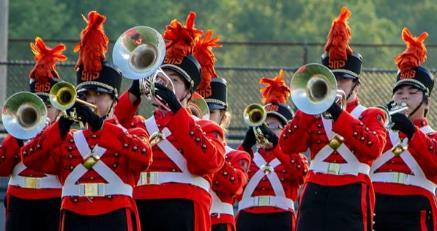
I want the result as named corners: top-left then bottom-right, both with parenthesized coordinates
top-left (2, 92), bottom-right (47, 139)
top-left (243, 103), bottom-right (266, 127)
top-left (49, 82), bottom-right (77, 111)
top-left (290, 63), bottom-right (337, 115)
top-left (188, 92), bottom-right (210, 120)
top-left (113, 26), bottom-right (165, 80)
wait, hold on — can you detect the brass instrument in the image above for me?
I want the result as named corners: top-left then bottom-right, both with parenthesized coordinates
top-left (243, 103), bottom-right (271, 147)
top-left (290, 63), bottom-right (346, 118)
top-left (2, 92), bottom-right (48, 139)
top-left (378, 101), bottom-right (409, 129)
top-left (113, 26), bottom-right (174, 111)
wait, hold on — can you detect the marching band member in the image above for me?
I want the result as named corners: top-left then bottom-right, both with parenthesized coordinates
top-left (20, 11), bottom-right (152, 231)
top-left (236, 70), bottom-right (308, 231)
top-left (1, 37), bottom-right (65, 231)
top-left (200, 75), bottom-right (252, 231)
top-left (371, 28), bottom-right (436, 231)
top-left (114, 12), bottom-right (226, 231)
top-left (279, 7), bottom-right (387, 230)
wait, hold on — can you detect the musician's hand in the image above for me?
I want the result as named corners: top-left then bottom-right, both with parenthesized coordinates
top-left (74, 103), bottom-right (104, 132)
top-left (259, 124), bottom-right (278, 148)
top-left (154, 83), bottom-right (182, 113)
top-left (391, 113), bottom-right (416, 139)
top-left (58, 115), bottom-right (74, 138)
top-left (385, 101), bottom-right (394, 111)
top-left (242, 127), bottom-right (256, 152)
top-left (327, 102), bottom-right (342, 121)
top-left (128, 79), bottom-right (141, 99)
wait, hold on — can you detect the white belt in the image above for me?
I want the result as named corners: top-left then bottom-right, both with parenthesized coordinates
top-left (310, 161), bottom-right (370, 176)
top-left (9, 175), bottom-right (61, 189)
top-left (238, 195), bottom-right (294, 211)
top-left (137, 171), bottom-right (210, 192)
top-left (211, 202), bottom-right (234, 216)
top-left (62, 183), bottom-right (133, 197)
top-left (372, 172), bottom-right (437, 194)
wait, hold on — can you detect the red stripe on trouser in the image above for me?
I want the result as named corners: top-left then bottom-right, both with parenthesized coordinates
top-left (126, 208), bottom-right (133, 231)
top-left (295, 183), bottom-right (309, 231)
top-left (420, 210), bottom-right (428, 231)
top-left (360, 184), bottom-right (368, 231)
top-left (59, 211), bottom-right (66, 231)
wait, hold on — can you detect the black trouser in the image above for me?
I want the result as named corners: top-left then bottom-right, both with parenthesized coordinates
top-left (236, 210), bottom-right (293, 231)
top-left (62, 208), bottom-right (132, 231)
top-left (374, 193), bottom-right (433, 231)
top-left (296, 183), bottom-right (370, 231)
top-left (136, 199), bottom-right (194, 231)
top-left (212, 223), bottom-right (230, 231)
top-left (5, 195), bottom-right (61, 231)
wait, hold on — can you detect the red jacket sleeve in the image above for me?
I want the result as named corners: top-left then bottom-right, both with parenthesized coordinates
top-left (212, 149), bottom-right (251, 198)
top-left (21, 122), bottom-right (63, 175)
top-left (279, 110), bottom-right (316, 154)
top-left (98, 122), bottom-right (152, 173)
top-left (0, 135), bottom-right (21, 176)
top-left (273, 146), bottom-right (309, 186)
top-left (408, 130), bottom-right (437, 177)
top-left (166, 108), bottom-right (225, 175)
top-left (114, 91), bottom-right (141, 126)
top-left (332, 107), bottom-right (387, 161)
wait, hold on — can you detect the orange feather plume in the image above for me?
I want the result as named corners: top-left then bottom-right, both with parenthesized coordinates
top-left (324, 7), bottom-right (353, 62)
top-left (163, 11), bottom-right (203, 63)
top-left (395, 27), bottom-right (428, 73)
top-left (259, 69), bottom-right (291, 104)
top-left (193, 30), bottom-right (222, 91)
top-left (29, 37), bottom-right (67, 81)
top-left (74, 11), bottom-right (109, 73)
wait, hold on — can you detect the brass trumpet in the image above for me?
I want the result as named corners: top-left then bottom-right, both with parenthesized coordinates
top-left (378, 101), bottom-right (409, 129)
top-left (49, 82), bottom-right (97, 111)
top-left (2, 92), bottom-right (48, 139)
top-left (290, 63), bottom-right (346, 118)
top-left (243, 103), bottom-right (271, 147)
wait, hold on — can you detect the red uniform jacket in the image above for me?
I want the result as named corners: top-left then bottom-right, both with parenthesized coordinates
top-left (279, 98), bottom-right (386, 187)
top-left (0, 134), bottom-right (62, 200)
top-left (115, 91), bottom-right (226, 231)
top-left (238, 145), bottom-right (308, 215)
top-left (20, 118), bottom-right (152, 217)
top-left (210, 146), bottom-right (251, 229)
top-left (371, 118), bottom-right (437, 229)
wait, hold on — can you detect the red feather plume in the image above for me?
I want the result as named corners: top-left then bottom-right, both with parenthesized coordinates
top-left (193, 30), bottom-right (222, 92)
top-left (395, 27), bottom-right (428, 73)
top-left (324, 7), bottom-right (353, 62)
top-left (163, 11), bottom-right (203, 63)
top-left (259, 69), bottom-right (291, 104)
top-left (29, 37), bottom-right (67, 81)
top-left (73, 11), bottom-right (109, 73)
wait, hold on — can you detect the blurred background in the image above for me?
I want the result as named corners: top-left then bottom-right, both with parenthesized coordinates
top-left (1, 0), bottom-right (437, 227)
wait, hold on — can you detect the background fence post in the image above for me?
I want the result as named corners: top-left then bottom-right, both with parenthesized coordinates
top-left (0, 0), bottom-right (9, 107)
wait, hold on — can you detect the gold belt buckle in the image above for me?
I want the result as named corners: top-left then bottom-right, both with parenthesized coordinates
top-left (391, 144), bottom-right (407, 156)
top-left (83, 183), bottom-right (100, 197)
top-left (149, 132), bottom-right (164, 147)
top-left (327, 163), bottom-right (341, 175)
top-left (139, 172), bottom-right (158, 185)
top-left (393, 172), bottom-right (407, 184)
top-left (257, 196), bottom-right (270, 206)
top-left (24, 177), bottom-right (39, 188)
top-left (329, 135), bottom-right (344, 150)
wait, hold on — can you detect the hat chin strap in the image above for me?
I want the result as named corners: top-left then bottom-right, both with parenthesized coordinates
top-left (407, 93), bottom-right (427, 119)
top-left (346, 80), bottom-right (359, 101)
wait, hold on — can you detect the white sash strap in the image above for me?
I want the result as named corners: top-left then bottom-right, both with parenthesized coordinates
top-left (239, 152), bottom-right (294, 211)
top-left (310, 105), bottom-right (370, 176)
top-left (210, 191), bottom-right (234, 215)
top-left (371, 126), bottom-right (437, 194)
top-left (139, 117), bottom-right (210, 192)
top-left (9, 162), bottom-right (61, 189)
top-left (62, 131), bottom-right (133, 197)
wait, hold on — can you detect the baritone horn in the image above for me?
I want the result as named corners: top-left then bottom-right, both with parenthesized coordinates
top-left (49, 81), bottom-right (97, 112)
top-left (2, 92), bottom-right (48, 139)
top-left (290, 63), bottom-right (346, 117)
top-left (112, 26), bottom-right (174, 111)
top-left (243, 103), bottom-right (271, 147)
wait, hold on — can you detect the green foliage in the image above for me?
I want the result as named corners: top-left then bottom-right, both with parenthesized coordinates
top-left (8, 0), bottom-right (437, 69)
